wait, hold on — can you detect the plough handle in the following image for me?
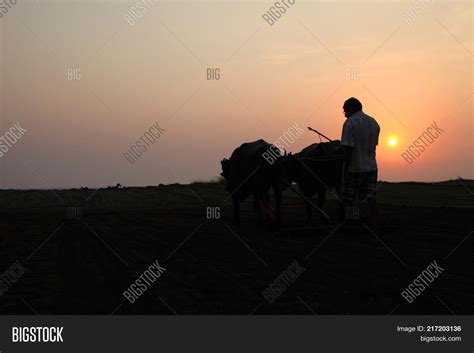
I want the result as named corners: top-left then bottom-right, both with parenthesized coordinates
top-left (307, 127), bottom-right (333, 142)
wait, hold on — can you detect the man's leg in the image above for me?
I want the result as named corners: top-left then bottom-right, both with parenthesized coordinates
top-left (364, 170), bottom-right (378, 227)
top-left (367, 196), bottom-right (378, 227)
top-left (339, 170), bottom-right (355, 222)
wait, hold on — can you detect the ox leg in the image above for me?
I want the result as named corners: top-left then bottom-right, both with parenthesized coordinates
top-left (303, 192), bottom-right (313, 225)
top-left (253, 193), bottom-right (263, 225)
top-left (317, 189), bottom-right (326, 210)
top-left (336, 200), bottom-right (344, 223)
top-left (317, 189), bottom-right (328, 223)
top-left (232, 196), bottom-right (240, 227)
top-left (274, 187), bottom-right (282, 225)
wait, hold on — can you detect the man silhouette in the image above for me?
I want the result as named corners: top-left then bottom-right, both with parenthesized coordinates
top-left (340, 98), bottom-right (380, 225)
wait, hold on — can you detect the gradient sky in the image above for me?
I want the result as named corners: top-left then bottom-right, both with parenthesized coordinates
top-left (0, 0), bottom-right (472, 188)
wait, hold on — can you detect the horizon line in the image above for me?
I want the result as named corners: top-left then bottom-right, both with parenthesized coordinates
top-left (1, 178), bottom-right (472, 191)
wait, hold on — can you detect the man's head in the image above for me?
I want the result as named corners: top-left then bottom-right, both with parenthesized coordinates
top-left (343, 97), bottom-right (362, 118)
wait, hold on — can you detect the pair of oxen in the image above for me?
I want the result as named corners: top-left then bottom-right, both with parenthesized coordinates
top-left (220, 139), bottom-right (344, 226)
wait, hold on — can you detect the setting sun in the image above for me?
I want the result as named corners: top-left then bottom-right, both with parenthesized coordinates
top-left (388, 136), bottom-right (398, 147)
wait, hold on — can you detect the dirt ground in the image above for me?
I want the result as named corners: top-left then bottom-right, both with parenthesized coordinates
top-left (0, 180), bottom-right (472, 314)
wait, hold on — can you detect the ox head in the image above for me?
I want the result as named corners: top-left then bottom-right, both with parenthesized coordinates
top-left (280, 152), bottom-right (299, 185)
top-left (220, 158), bottom-right (230, 178)
top-left (220, 158), bottom-right (234, 192)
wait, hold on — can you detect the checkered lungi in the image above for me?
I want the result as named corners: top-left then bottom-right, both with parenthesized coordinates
top-left (341, 169), bottom-right (378, 201)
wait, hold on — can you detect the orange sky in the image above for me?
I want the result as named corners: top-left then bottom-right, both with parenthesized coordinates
top-left (0, 1), bottom-right (472, 188)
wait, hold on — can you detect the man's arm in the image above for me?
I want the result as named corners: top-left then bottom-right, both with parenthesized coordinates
top-left (343, 145), bottom-right (353, 168)
top-left (341, 120), bottom-right (354, 170)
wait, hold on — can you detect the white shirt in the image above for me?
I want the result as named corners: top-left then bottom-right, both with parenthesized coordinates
top-left (341, 111), bottom-right (380, 173)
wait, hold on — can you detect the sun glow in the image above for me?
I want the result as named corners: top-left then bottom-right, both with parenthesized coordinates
top-left (388, 136), bottom-right (398, 147)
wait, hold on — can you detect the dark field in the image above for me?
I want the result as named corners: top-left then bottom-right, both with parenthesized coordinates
top-left (0, 180), bottom-right (472, 315)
